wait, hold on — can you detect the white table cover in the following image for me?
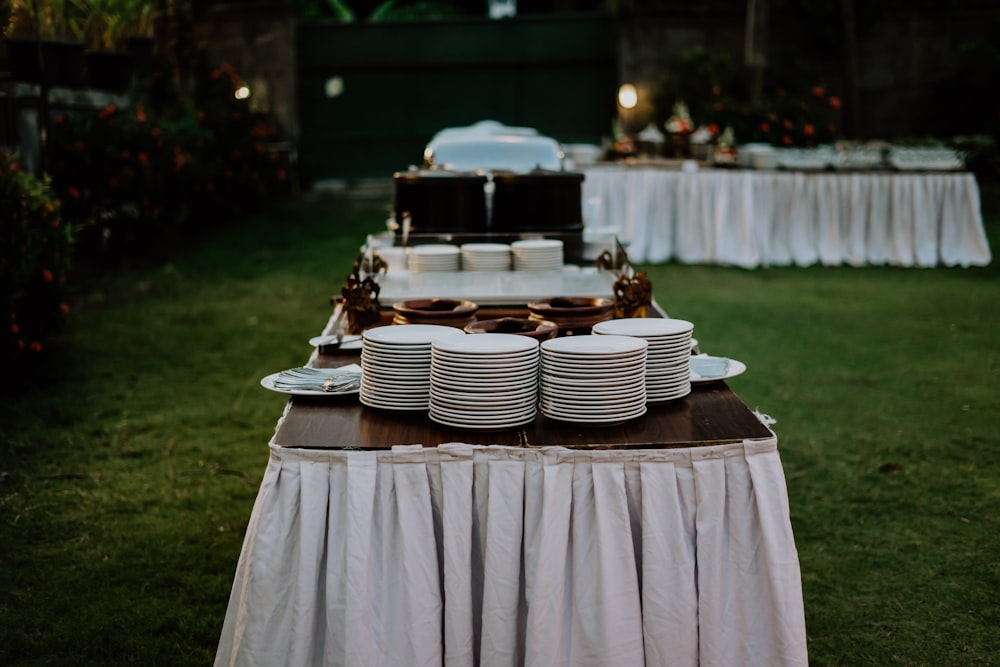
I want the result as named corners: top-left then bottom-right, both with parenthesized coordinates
top-left (216, 437), bottom-right (807, 666)
top-left (583, 166), bottom-right (992, 268)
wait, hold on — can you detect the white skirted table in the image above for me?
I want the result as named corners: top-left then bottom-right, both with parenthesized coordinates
top-left (216, 438), bottom-right (806, 667)
top-left (582, 165), bottom-right (991, 268)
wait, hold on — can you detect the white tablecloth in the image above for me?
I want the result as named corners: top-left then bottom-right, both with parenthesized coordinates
top-left (583, 166), bottom-right (992, 268)
top-left (215, 438), bottom-right (807, 666)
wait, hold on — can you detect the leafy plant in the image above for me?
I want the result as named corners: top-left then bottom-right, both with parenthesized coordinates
top-left (0, 149), bottom-right (73, 367)
top-left (4, 0), bottom-right (86, 39)
top-left (70, 0), bottom-right (156, 50)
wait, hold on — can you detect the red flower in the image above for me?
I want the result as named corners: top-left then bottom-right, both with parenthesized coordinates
top-left (136, 107), bottom-right (147, 122)
top-left (60, 303), bottom-right (70, 314)
top-left (42, 269), bottom-right (54, 282)
top-left (829, 96), bottom-right (842, 110)
top-left (711, 85), bottom-right (721, 96)
top-left (761, 122), bottom-right (771, 133)
top-left (151, 127), bottom-right (160, 137)
top-left (782, 135), bottom-right (793, 145)
top-left (29, 341), bottom-right (42, 353)
top-left (54, 115), bottom-right (65, 125)
top-left (708, 123), bottom-right (720, 135)
top-left (99, 105), bottom-right (117, 118)
top-left (138, 152), bottom-right (149, 165)
top-left (783, 119), bottom-right (793, 130)
top-left (277, 169), bottom-right (287, 181)
top-left (804, 124), bottom-right (816, 136)
top-left (10, 324), bottom-right (19, 335)
top-left (811, 86), bottom-right (825, 97)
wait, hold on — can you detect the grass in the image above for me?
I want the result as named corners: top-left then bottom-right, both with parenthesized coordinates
top-left (2, 185), bottom-right (999, 666)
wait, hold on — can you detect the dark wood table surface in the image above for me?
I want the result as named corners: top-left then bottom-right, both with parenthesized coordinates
top-left (273, 347), bottom-right (772, 451)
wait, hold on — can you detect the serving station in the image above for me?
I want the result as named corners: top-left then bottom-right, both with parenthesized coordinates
top-left (215, 123), bottom-right (809, 666)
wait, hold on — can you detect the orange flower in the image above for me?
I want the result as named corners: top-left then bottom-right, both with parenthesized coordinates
top-left (783, 119), bottom-right (793, 130)
top-left (60, 303), bottom-right (70, 314)
top-left (804, 124), bottom-right (816, 136)
top-left (811, 86), bottom-right (825, 97)
top-left (711, 84), bottom-right (721, 96)
top-left (713, 102), bottom-right (725, 112)
top-left (99, 104), bottom-right (117, 118)
top-left (829, 96), bottom-right (842, 110)
top-left (136, 106), bottom-right (147, 122)
top-left (42, 269), bottom-right (54, 282)
top-left (151, 127), bottom-right (160, 137)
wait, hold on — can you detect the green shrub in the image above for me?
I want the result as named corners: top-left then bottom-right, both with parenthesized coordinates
top-left (0, 149), bottom-right (73, 366)
top-left (45, 59), bottom-right (290, 266)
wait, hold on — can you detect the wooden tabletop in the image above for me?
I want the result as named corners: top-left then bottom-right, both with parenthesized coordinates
top-left (272, 347), bottom-right (772, 450)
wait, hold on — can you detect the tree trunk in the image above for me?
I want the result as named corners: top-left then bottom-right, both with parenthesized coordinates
top-left (840, 0), bottom-right (861, 138)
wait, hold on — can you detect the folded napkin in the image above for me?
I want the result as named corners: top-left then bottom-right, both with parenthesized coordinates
top-left (690, 356), bottom-right (730, 380)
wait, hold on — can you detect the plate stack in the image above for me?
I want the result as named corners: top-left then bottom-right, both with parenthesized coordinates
top-left (460, 243), bottom-right (511, 271)
top-left (539, 334), bottom-right (648, 425)
top-left (359, 324), bottom-right (465, 411)
top-left (408, 244), bottom-right (461, 272)
top-left (511, 239), bottom-right (564, 271)
top-left (592, 318), bottom-right (694, 402)
top-left (430, 333), bottom-right (540, 430)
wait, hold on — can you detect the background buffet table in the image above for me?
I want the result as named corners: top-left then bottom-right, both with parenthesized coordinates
top-left (582, 165), bottom-right (991, 268)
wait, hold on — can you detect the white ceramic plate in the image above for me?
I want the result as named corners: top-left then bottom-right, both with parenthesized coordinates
top-left (592, 318), bottom-right (694, 337)
top-left (309, 334), bottom-right (364, 351)
top-left (689, 356), bottom-right (747, 383)
top-left (363, 324), bottom-right (465, 346)
top-left (542, 334), bottom-right (648, 357)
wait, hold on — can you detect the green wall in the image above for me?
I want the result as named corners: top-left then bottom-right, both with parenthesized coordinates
top-left (297, 14), bottom-right (616, 184)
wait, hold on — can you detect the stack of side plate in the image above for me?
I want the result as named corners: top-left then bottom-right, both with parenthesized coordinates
top-left (408, 244), bottom-right (461, 272)
top-left (460, 243), bottom-right (511, 271)
top-left (430, 333), bottom-right (540, 430)
top-left (359, 324), bottom-right (465, 411)
top-left (539, 334), bottom-right (648, 425)
top-left (511, 239), bottom-right (564, 271)
top-left (592, 318), bottom-right (694, 402)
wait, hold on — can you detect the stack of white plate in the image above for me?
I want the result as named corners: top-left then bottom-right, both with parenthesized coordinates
top-left (539, 334), bottom-right (648, 425)
top-left (359, 324), bottom-right (465, 411)
top-left (430, 333), bottom-right (540, 430)
top-left (592, 318), bottom-right (694, 402)
top-left (511, 239), bottom-right (564, 271)
top-left (408, 244), bottom-right (461, 272)
top-left (460, 243), bottom-right (511, 271)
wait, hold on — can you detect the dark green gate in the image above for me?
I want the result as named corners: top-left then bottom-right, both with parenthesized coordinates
top-left (297, 14), bottom-right (616, 184)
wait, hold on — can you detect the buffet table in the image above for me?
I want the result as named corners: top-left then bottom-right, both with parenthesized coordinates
top-left (582, 165), bottom-right (991, 268)
top-left (215, 310), bottom-right (809, 666)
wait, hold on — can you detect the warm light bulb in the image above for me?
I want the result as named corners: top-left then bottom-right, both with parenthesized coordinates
top-left (618, 83), bottom-right (638, 110)
top-left (234, 85), bottom-right (251, 100)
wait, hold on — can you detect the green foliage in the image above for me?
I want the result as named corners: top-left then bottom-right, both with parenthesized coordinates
top-left (46, 59), bottom-right (290, 266)
top-left (0, 150), bottom-right (73, 367)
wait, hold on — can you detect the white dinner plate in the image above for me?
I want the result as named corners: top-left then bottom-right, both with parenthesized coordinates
top-left (542, 334), bottom-right (648, 357)
top-left (592, 318), bottom-right (694, 337)
top-left (363, 324), bottom-right (465, 346)
top-left (689, 356), bottom-right (747, 383)
top-left (309, 334), bottom-right (364, 351)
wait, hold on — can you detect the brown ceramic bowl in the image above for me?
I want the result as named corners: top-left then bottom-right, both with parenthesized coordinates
top-left (393, 298), bottom-right (478, 318)
top-left (465, 317), bottom-right (559, 340)
top-left (526, 296), bottom-right (614, 318)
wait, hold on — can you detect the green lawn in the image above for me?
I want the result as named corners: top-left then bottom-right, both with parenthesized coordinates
top-left (1, 186), bottom-right (998, 666)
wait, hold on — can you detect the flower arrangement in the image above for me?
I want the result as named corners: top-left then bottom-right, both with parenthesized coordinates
top-left (0, 150), bottom-right (73, 366)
